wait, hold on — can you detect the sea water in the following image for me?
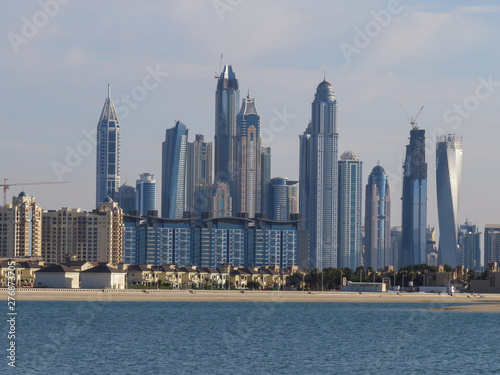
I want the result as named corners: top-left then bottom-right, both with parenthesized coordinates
top-left (9, 301), bottom-right (500, 374)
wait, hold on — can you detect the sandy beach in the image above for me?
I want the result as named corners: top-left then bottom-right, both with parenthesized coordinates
top-left (2, 289), bottom-right (500, 311)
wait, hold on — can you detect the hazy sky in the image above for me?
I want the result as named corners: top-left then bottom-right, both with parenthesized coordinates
top-left (1, 1), bottom-right (500, 238)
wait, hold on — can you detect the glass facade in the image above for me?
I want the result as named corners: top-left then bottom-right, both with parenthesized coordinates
top-left (186, 135), bottom-right (212, 215)
top-left (122, 215), bottom-right (302, 268)
top-left (266, 177), bottom-right (298, 221)
top-left (364, 165), bottom-right (391, 269)
top-left (161, 121), bottom-right (188, 219)
top-left (458, 221), bottom-right (482, 271)
top-left (299, 80), bottom-right (338, 269)
top-left (214, 65), bottom-right (239, 185)
top-left (338, 152), bottom-right (363, 269)
top-left (401, 128), bottom-right (427, 267)
top-left (136, 173), bottom-right (156, 216)
top-left (436, 134), bottom-right (462, 268)
top-left (96, 85), bottom-right (121, 206)
top-left (234, 95), bottom-right (262, 217)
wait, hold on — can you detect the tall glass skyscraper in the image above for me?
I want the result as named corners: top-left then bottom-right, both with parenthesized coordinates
top-left (338, 151), bottom-right (362, 269)
top-left (260, 146), bottom-right (271, 214)
top-left (234, 94), bottom-right (262, 217)
top-left (458, 220), bottom-right (482, 271)
top-left (117, 183), bottom-right (136, 215)
top-left (186, 134), bottom-right (212, 216)
top-left (484, 224), bottom-right (500, 265)
top-left (299, 80), bottom-right (338, 269)
top-left (400, 127), bottom-right (427, 267)
top-left (96, 84), bottom-right (121, 206)
top-left (214, 65), bottom-right (239, 186)
top-left (436, 134), bottom-right (462, 268)
top-left (161, 121), bottom-right (188, 219)
top-left (364, 164), bottom-right (391, 269)
top-left (136, 173), bottom-right (156, 216)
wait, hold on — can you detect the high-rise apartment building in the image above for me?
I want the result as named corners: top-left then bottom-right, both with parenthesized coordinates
top-left (96, 85), bottom-right (121, 206)
top-left (234, 94), bottom-right (262, 217)
top-left (338, 151), bottom-right (363, 269)
top-left (0, 192), bottom-right (42, 258)
top-left (299, 80), bottom-right (339, 269)
top-left (116, 183), bottom-right (136, 215)
top-left (124, 213), bottom-right (195, 266)
top-left (186, 134), bottom-right (212, 215)
top-left (196, 182), bottom-right (232, 219)
top-left (484, 225), bottom-right (500, 265)
top-left (123, 214), bottom-right (304, 269)
top-left (161, 121), bottom-right (188, 219)
top-left (400, 127), bottom-right (427, 267)
top-left (436, 134), bottom-right (462, 268)
top-left (364, 164), bottom-right (391, 270)
top-left (136, 173), bottom-right (156, 216)
top-left (261, 146), bottom-right (271, 214)
top-left (458, 221), bottom-right (482, 271)
top-left (210, 182), bottom-right (232, 218)
top-left (41, 199), bottom-right (124, 264)
top-left (214, 65), bottom-right (239, 186)
top-left (266, 177), bottom-right (298, 221)
top-left (426, 226), bottom-right (438, 266)
top-left (391, 226), bottom-right (402, 268)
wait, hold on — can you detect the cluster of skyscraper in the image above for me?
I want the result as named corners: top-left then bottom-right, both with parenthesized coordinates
top-left (1, 67), bottom-right (496, 272)
top-left (98, 65), bottom-right (297, 225)
top-left (92, 67), bottom-right (489, 271)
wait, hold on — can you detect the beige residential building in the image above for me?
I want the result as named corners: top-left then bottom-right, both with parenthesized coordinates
top-left (41, 199), bottom-right (123, 264)
top-left (0, 192), bottom-right (42, 258)
top-left (470, 262), bottom-right (500, 293)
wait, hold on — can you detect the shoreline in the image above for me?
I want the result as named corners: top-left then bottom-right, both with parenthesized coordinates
top-left (2, 289), bottom-right (500, 311)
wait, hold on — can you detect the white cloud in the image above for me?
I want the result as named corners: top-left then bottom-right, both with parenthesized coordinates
top-left (455, 5), bottom-right (500, 15)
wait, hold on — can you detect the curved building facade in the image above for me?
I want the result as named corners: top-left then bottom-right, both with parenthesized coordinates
top-left (436, 134), bottom-right (462, 267)
top-left (136, 173), bottom-right (156, 216)
top-left (161, 121), bottom-right (188, 219)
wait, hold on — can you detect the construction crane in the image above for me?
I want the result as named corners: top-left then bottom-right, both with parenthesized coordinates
top-left (0, 178), bottom-right (70, 206)
top-left (400, 105), bottom-right (424, 130)
top-left (214, 53), bottom-right (223, 79)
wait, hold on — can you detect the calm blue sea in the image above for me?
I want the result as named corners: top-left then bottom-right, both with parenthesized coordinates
top-left (7, 301), bottom-right (500, 374)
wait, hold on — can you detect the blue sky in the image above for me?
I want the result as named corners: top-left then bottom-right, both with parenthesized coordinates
top-left (1, 0), bottom-right (500, 236)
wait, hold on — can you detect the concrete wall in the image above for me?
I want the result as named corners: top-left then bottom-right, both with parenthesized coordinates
top-left (341, 283), bottom-right (386, 292)
top-left (80, 273), bottom-right (126, 289)
top-left (470, 272), bottom-right (500, 293)
top-left (35, 273), bottom-right (79, 288)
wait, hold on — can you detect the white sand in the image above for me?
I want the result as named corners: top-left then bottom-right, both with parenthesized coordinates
top-left (2, 289), bottom-right (499, 311)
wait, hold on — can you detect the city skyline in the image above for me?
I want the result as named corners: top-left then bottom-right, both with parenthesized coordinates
top-left (2, 1), bottom-right (500, 240)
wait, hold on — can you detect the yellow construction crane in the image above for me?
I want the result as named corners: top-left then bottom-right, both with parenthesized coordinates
top-left (0, 178), bottom-right (70, 206)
